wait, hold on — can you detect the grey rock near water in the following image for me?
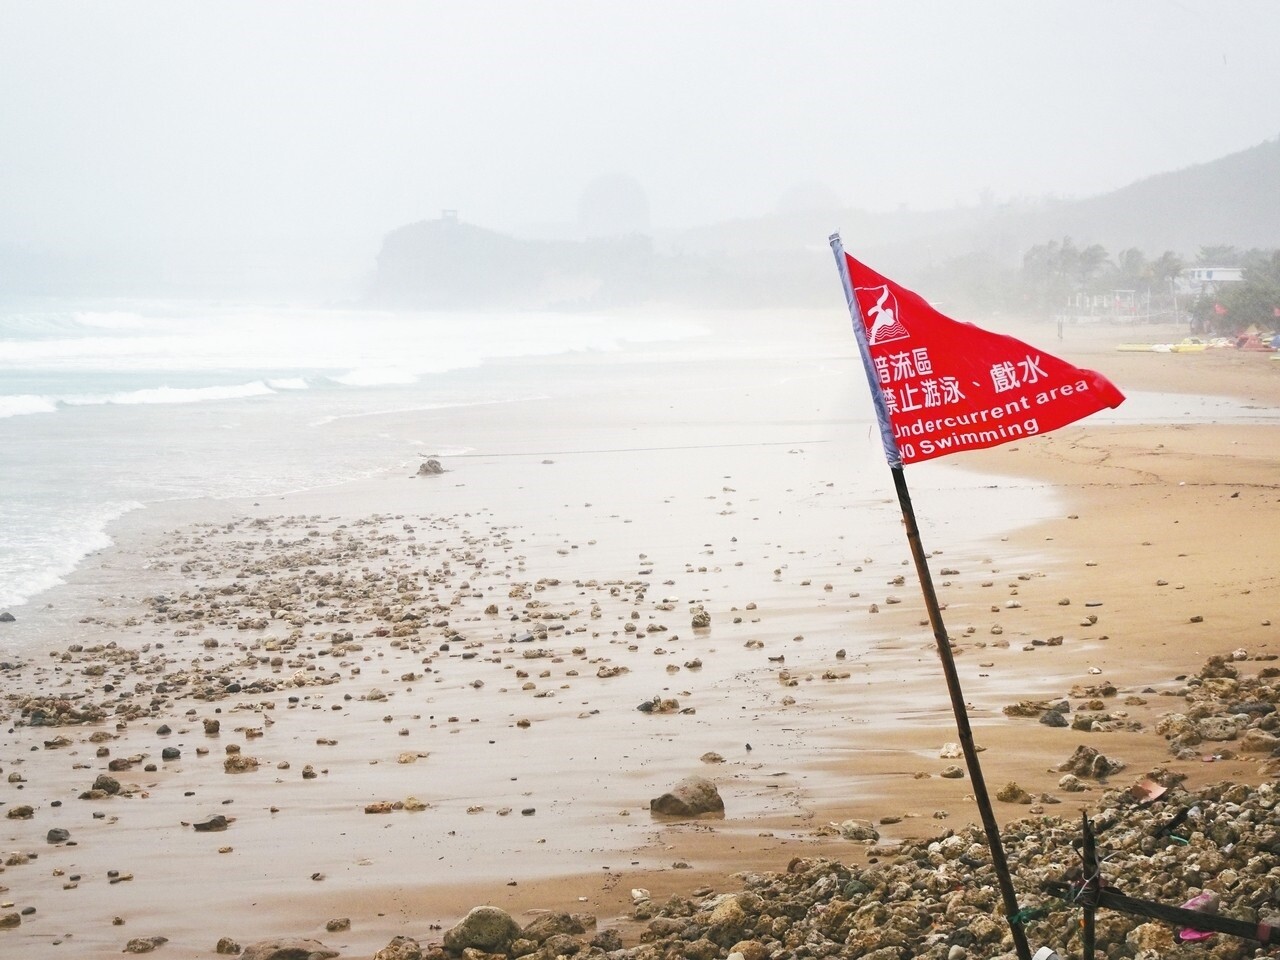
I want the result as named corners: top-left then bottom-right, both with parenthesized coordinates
top-left (650, 775), bottom-right (725, 817)
top-left (442, 905), bottom-right (521, 953)
top-left (416, 459), bottom-right (444, 476)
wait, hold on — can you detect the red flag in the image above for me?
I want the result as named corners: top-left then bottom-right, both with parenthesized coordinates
top-left (843, 253), bottom-right (1125, 465)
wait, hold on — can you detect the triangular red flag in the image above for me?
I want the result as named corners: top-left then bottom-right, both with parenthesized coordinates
top-left (844, 253), bottom-right (1125, 465)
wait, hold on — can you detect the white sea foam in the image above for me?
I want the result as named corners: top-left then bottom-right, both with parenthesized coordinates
top-left (0, 300), bottom-right (711, 617)
top-left (265, 377), bottom-right (309, 390)
top-left (0, 394), bottom-right (58, 418)
top-left (73, 310), bottom-right (150, 330)
top-left (0, 500), bottom-right (143, 610)
top-left (1, 305), bottom-right (706, 382)
top-left (63, 381), bottom-right (277, 407)
top-left (1, 333), bottom-right (192, 365)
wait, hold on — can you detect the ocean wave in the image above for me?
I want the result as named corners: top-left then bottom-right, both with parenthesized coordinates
top-left (73, 310), bottom-right (150, 330)
top-left (0, 308), bottom-right (155, 346)
top-left (0, 499), bottom-right (143, 610)
top-left (0, 394), bottom-right (58, 418)
top-left (2, 306), bottom-right (706, 380)
top-left (266, 377), bottom-right (310, 390)
top-left (63, 381), bottom-right (277, 407)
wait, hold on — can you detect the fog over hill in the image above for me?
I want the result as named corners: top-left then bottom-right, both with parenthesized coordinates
top-left (6, 3), bottom-right (1280, 304)
top-left (3, 133), bottom-right (1277, 308)
top-left (368, 138), bottom-right (1280, 312)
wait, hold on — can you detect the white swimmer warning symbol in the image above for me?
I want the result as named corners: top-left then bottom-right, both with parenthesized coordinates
top-left (857, 284), bottom-right (909, 346)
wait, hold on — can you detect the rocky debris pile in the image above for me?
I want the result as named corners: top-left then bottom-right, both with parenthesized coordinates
top-left (351, 775), bottom-right (1278, 960)
top-left (1155, 654), bottom-right (1280, 765)
top-left (630, 777), bottom-right (1280, 960)
top-left (999, 650), bottom-right (1280, 765)
top-left (15, 694), bottom-right (108, 726)
top-left (4, 498), bottom-right (1278, 960)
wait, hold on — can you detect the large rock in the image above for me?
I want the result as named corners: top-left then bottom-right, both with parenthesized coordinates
top-left (996, 781), bottom-right (1035, 804)
top-left (522, 912), bottom-right (587, 943)
top-left (1056, 744), bottom-right (1125, 779)
top-left (704, 895), bottom-right (758, 947)
top-left (1241, 729), bottom-right (1280, 753)
top-left (838, 819), bottom-right (879, 841)
top-left (1197, 716), bottom-right (1241, 742)
top-left (124, 937), bottom-right (169, 954)
top-left (650, 776), bottom-right (724, 818)
top-left (93, 773), bottom-right (122, 795)
top-left (591, 929), bottom-right (623, 952)
top-left (239, 938), bottom-right (339, 960)
top-left (1039, 709), bottom-right (1069, 728)
top-left (372, 936), bottom-right (422, 960)
top-left (443, 906), bottom-right (521, 953)
top-left (729, 940), bottom-right (769, 960)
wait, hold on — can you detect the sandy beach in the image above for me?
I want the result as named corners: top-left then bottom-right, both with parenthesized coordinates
top-left (2, 311), bottom-right (1278, 958)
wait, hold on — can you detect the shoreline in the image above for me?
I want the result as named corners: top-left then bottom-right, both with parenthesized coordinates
top-left (2, 317), bottom-right (1279, 957)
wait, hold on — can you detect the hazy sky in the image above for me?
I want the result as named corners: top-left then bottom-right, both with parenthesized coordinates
top-left (3, 0), bottom-right (1278, 262)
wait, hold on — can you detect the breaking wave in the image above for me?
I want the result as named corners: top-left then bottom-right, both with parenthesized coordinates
top-left (0, 394), bottom-right (58, 419)
top-left (62, 381), bottom-right (277, 407)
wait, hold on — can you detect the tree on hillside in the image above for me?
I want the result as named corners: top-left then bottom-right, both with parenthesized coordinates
top-left (1115, 248), bottom-right (1147, 284)
top-left (1077, 243), bottom-right (1110, 285)
top-left (1191, 247), bottom-right (1280, 334)
top-left (1151, 251), bottom-right (1184, 288)
top-left (919, 252), bottom-right (1016, 316)
top-left (1197, 244), bottom-right (1240, 266)
top-left (1110, 248), bottom-right (1182, 310)
top-left (1020, 237), bottom-right (1115, 315)
top-left (1022, 237), bottom-right (1074, 313)
top-left (1241, 248), bottom-right (1280, 283)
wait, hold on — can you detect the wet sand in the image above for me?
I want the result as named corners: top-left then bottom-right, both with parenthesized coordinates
top-left (1, 314), bottom-right (1278, 957)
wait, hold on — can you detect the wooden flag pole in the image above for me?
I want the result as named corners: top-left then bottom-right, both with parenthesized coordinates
top-left (1082, 813), bottom-right (1098, 960)
top-left (890, 463), bottom-right (1032, 960)
top-left (830, 233), bottom-right (1031, 960)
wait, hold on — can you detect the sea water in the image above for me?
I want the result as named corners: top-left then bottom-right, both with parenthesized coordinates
top-left (0, 298), bottom-right (706, 610)
top-left (6, 299), bottom-right (1278, 616)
